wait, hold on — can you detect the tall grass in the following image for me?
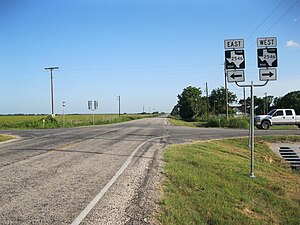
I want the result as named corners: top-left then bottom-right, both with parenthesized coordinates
top-left (206, 116), bottom-right (249, 128)
top-left (169, 116), bottom-right (250, 129)
top-left (168, 117), bottom-right (206, 128)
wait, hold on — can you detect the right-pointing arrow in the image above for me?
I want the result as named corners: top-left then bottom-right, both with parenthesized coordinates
top-left (262, 71), bottom-right (274, 77)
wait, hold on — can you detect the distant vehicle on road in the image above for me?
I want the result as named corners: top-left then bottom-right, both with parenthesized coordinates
top-left (255, 109), bottom-right (300, 130)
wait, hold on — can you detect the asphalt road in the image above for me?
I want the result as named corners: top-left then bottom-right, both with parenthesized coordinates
top-left (0, 117), bottom-right (299, 224)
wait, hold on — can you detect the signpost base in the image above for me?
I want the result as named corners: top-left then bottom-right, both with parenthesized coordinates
top-left (250, 173), bottom-right (256, 178)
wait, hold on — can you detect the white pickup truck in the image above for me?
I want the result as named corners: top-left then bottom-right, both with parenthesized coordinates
top-left (255, 109), bottom-right (300, 130)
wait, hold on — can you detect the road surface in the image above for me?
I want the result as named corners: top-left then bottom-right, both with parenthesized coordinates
top-left (0, 117), bottom-right (299, 224)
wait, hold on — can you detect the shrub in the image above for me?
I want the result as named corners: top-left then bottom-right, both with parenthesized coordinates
top-left (206, 117), bottom-right (226, 127)
top-left (227, 116), bottom-right (249, 128)
top-left (206, 116), bottom-right (249, 128)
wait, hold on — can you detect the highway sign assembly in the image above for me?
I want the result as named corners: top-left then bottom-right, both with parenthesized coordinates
top-left (88, 100), bottom-right (99, 125)
top-left (88, 100), bottom-right (98, 110)
top-left (259, 68), bottom-right (277, 81)
top-left (257, 48), bottom-right (277, 68)
top-left (227, 70), bottom-right (245, 83)
top-left (224, 37), bottom-right (279, 178)
top-left (225, 50), bottom-right (245, 69)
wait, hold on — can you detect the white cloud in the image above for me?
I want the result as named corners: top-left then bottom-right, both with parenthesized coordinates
top-left (286, 40), bottom-right (300, 49)
top-left (293, 17), bottom-right (300, 22)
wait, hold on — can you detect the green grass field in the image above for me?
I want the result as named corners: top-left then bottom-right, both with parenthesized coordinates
top-left (159, 136), bottom-right (300, 225)
top-left (0, 114), bottom-right (154, 129)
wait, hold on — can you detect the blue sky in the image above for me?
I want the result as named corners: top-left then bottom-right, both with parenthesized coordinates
top-left (1, 0), bottom-right (299, 114)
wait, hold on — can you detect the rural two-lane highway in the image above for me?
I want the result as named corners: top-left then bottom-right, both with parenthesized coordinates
top-left (0, 117), bottom-right (299, 224)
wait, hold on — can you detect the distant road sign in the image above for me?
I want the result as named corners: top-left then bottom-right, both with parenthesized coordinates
top-left (225, 50), bottom-right (245, 69)
top-left (259, 68), bottom-right (277, 81)
top-left (227, 70), bottom-right (245, 83)
top-left (88, 101), bottom-right (93, 110)
top-left (224, 39), bottom-right (244, 49)
top-left (257, 37), bottom-right (277, 47)
top-left (94, 100), bottom-right (98, 110)
top-left (257, 48), bottom-right (277, 67)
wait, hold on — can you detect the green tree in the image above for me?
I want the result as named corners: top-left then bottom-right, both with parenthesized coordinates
top-left (209, 87), bottom-right (237, 115)
top-left (273, 91), bottom-right (300, 114)
top-left (253, 97), bottom-right (264, 115)
top-left (171, 104), bottom-right (180, 117)
top-left (177, 86), bottom-right (204, 120)
top-left (241, 95), bottom-right (274, 115)
top-left (263, 95), bottom-right (274, 114)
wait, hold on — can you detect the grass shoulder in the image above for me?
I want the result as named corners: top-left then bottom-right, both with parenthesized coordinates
top-left (0, 134), bottom-right (15, 142)
top-left (158, 136), bottom-right (300, 225)
top-left (169, 116), bottom-right (299, 130)
top-left (168, 116), bottom-right (249, 129)
top-left (168, 117), bottom-right (206, 128)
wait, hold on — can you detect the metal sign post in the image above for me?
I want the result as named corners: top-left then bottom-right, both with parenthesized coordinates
top-left (235, 80), bottom-right (268, 178)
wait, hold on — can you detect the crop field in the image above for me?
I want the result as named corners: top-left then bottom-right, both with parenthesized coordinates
top-left (0, 114), bottom-right (154, 129)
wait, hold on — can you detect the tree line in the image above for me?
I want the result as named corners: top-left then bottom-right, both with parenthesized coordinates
top-left (171, 86), bottom-right (300, 120)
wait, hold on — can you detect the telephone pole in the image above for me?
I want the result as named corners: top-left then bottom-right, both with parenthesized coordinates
top-left (117, 95), bottom-right (121, 117)
top-left (206, 82), bottom-right (209, 116)
top-left (45, 67), bottom-right (59, 118)
top-left (264, 92), bottom-right (268, 114)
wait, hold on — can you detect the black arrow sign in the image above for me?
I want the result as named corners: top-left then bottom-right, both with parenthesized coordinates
top-left (262, 71), bottom-right (274, 77)
top-left (230, 73), bottom-right (243, 79)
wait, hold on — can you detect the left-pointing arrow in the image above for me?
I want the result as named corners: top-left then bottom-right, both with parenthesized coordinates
top-left (230, 73), bottom-right (243, 79)
top-left (262, 71), bottom-right (274, 77)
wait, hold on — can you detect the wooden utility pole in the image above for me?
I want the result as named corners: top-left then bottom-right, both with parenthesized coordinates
top-left (264, 92), bottom-right (268, 114)
top-left (45, 67), bottom-right (59, 118)
top-left (206, 82), bottom-right (209, 116)
top-left (118, 95), bottom-right (121, 117)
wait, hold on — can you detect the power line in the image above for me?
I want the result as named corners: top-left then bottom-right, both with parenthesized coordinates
top-left (58, 63), bottom-right (222, 73)
top-left (245, 0), bottom-right (286, 42)
top-left (246, 0), bottom-right (300, 51)
top-left (262, 0), bottom-right (300, 36)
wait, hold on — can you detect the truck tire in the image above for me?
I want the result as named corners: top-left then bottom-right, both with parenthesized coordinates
top-left (256, 125), bottom-right (262, 129)
top-left (261, 120), bottom-right (270, 130)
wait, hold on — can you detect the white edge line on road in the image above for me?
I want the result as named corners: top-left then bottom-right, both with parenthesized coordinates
top-left (71, 136), bottom-right (163, 225)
